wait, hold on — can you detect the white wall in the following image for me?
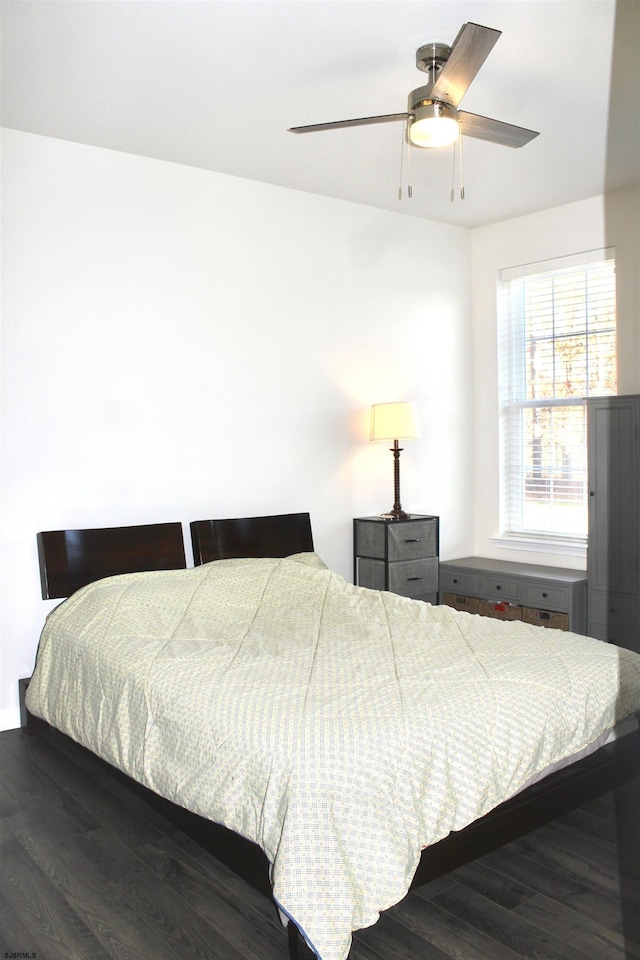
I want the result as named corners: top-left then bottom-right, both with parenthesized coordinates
top-left (1, 129), bottom-right (475, 730)
top-left (471, 187), bottom-right (640, 568)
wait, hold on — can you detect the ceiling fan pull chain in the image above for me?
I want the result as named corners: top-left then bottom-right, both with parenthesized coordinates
top-left (407, 133), bottom-right (413, 199)
top-left (459, 124), bottom-right (465, 200)
top-left (398, 118), bottom-right (406, 200)
top-left (450, 134), bottom-right (457, 201)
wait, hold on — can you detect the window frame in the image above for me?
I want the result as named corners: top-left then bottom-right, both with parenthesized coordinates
top-left (497, 247), bottom-right (616, 547)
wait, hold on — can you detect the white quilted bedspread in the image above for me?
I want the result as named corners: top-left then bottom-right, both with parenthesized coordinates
top-left (27, 553), bottom-right (640, 960)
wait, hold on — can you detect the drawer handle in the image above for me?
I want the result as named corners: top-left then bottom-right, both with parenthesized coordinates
top-left (452, 578), bottom-right (458, 584)
top-left (404, 538), bottom-right (421, 543)
top-left (407, 576), bottom-right (423, 581)
top-left (496, 585), bottom-right (502, 591)
top-left (542, 592), bottom-right (548, 598)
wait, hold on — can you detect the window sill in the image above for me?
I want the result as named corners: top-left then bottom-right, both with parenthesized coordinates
top-left (490, 534), bottom-right (587, 560)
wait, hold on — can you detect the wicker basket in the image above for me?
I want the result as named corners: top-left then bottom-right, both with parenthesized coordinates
top-left (522, 607), bottom-right (569, 631)
top-left (475, 598), bottom-right (523, 621)
top-left (442, 593), bottom-right (481, 615)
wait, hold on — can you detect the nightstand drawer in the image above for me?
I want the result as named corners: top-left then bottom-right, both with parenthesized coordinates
top-left (522, 581), bottom-right (570, 612)
top-left (387, 520), bottom-right (437, 561)
top-left (477, 575), bottom-right (520, 602)
top-left (356, 557), bottom-right (386, 592)
top-left (388, 558), bottom-right (438, 598)
top-left (440, 569), bottom-right (478, 595)
top-left (355, 517), bottom-right (436, 561)
top-left (357, 557), bottom-right (439, 598)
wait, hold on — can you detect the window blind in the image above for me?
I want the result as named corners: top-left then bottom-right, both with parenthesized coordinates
top-left (498, 249), bottom-right (617, 540)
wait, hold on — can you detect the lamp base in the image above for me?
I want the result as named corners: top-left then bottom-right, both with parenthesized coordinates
top-left (379, 508), bottom-right (410, 521)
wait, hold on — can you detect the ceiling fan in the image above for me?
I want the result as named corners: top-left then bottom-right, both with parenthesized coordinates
top-left (289, 22), bottom-right (539, 151)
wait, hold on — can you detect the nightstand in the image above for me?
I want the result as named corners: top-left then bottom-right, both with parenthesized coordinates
top-left (353, 515), bottom-right (439, 603)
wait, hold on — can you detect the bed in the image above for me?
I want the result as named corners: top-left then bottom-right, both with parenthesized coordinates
top-left (23, 515), bottom-right (640, 960)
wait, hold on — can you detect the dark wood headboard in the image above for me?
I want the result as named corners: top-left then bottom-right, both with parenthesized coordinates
top-left (37, 522), bottom-right (187, 599)
top-left (190, 513), bottom-right (313, 565)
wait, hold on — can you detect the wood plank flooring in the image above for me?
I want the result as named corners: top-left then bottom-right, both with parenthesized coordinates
top-left (1, 726), bottom-right (638, 960)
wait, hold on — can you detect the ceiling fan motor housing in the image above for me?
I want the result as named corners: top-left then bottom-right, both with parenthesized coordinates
top-left (408, 85), bottom-right (459, 117)
top-left (415, 42), bottom-right (451, 77)
top-left (409, 41), bottom-right (459, 143)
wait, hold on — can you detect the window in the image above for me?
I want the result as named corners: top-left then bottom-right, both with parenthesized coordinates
top-left (498, 249), bottom-right (617, 542)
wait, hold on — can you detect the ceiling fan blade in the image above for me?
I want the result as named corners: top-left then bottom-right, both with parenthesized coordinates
top-left (430, 22), bottom-right (501, 107)
top-left (459, 110), bottom-right (539, 147)
top-left (289, 113), bottom-right (409, 134)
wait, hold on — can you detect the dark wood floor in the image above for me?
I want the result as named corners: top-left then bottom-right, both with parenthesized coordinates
top-left (1, 726), bottom-right (639, 960)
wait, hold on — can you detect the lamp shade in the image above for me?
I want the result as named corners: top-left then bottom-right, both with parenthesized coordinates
top-left (370, 402), bottom-right (421, 442)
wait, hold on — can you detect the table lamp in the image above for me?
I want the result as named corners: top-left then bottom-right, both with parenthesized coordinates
top-left (370, 401), bottom-right (422, 520)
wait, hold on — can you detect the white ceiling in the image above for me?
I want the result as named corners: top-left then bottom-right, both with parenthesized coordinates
top-left (2, 1), bottom-right (638, 229)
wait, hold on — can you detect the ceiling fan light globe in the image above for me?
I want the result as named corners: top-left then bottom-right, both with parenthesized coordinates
top-left (409, 101), bottom-right (459, 148)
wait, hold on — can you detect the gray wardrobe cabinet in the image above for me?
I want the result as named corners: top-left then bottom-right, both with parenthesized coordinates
top-left (587, 394), bottom-right (640, 652)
